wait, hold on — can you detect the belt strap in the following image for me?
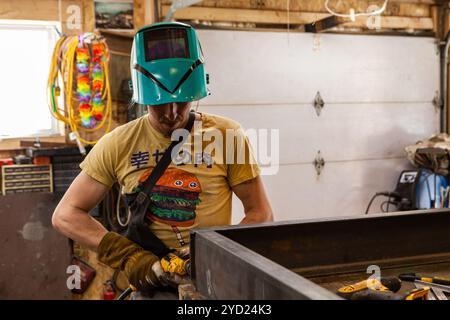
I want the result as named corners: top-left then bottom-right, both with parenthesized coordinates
top-left (124, 110), bottom-right (196, 257)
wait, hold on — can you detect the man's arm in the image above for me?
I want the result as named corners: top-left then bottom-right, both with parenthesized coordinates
top-left (232, 176), bottom-right (274, 224)
top-left (52, 171), bottom-right (110, 251)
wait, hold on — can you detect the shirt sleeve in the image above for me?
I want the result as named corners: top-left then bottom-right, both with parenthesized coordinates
top-left (227, 126), bottom-right (261, 187)
top-left (79, 132), bottom-right (117, 187)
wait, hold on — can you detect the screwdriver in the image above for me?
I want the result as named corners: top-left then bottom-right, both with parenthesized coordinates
top-left (399, 273), bottom-right (450, 286)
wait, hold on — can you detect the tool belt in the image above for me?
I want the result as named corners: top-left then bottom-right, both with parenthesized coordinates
top-left (123, 110), bottom-right (196, 258)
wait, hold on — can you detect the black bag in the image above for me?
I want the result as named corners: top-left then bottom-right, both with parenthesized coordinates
top-left (124, 110), bottom-right (196, 257)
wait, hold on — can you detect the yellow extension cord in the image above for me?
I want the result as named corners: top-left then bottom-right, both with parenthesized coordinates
top-left (47, 33), bottom-right (112, 145)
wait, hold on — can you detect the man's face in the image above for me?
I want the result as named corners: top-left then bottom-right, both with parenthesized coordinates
top-left (147, 102), bottom-right (192, 136)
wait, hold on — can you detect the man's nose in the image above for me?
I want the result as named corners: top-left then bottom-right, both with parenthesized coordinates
top-left (166, 103), bottom-right (178, 121)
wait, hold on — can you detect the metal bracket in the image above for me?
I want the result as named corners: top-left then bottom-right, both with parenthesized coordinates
top-left (435, 39), bottom-right (443, 55)
top-left (314, 92), bottom-right (325, 116)
top-left (164, 0), bottom-right (203, 21)
top-left (433, 91), bottom-right (442, 111)
top-left (313, 151), bottom-right (325, 176)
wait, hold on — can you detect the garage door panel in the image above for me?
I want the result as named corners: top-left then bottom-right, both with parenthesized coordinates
top-left (197, 29), bottom-right (439, 222)
top-left (294, 34), bottom-right (439, 104)
top-left (201, 103), bottom-right (439, 163)
top-left (199, 30), bottom-right (439, 105)
top-left (231, 158), bottom-right (412, 223)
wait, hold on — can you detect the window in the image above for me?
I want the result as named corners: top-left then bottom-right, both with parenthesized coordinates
top-left (0, 20), bottom-right (61, 138)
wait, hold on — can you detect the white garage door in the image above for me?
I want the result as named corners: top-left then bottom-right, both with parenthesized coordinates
top-left (197, 30), bottom-right (440, 222)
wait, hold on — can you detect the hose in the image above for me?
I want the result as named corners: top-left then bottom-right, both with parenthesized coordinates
top-left (47, 33), bottom-right (112, 145)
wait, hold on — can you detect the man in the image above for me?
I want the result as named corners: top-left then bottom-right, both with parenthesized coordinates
top-left (52, 22), bottom-right (273, 299)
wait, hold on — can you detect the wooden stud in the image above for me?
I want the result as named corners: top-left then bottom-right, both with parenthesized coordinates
top-left (82, 0), bottom-right (94, 32)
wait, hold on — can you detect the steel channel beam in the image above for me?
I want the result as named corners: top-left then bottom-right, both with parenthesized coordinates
top-left (191, 231), bottom-right (340, 299)
top-left (191, 209), bottom-right (450, 299)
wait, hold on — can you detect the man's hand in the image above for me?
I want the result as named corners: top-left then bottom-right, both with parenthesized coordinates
top-left (127, 251), bottom-right (163, 292)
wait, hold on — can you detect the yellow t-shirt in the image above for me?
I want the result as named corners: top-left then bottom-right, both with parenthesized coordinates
top-left (80, 112), bottom-right (260, 249)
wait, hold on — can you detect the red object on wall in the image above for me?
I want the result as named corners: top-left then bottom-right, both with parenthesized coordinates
top-left (32, 156), bottom-right (51, 165)
top-left (0, 158), bottom-right (14, 167)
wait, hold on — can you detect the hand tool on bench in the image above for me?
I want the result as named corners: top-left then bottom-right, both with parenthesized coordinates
top-left (350, 286), bottom-right (429, 300)
top-left (414, 280), bottom-right (450, 300)
top-left (399, 273), bottom-right (450, 286)
top-left (337, 277), bottom-right (401, 299)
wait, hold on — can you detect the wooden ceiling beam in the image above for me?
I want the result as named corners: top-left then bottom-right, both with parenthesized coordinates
top-left (162, 0), bottom-right (432, 17)
top-left (161, 5), bottom-right (434, 30)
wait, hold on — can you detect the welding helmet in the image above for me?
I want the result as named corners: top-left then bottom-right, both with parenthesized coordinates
top-left (130, 22), bottom-right (209, 106)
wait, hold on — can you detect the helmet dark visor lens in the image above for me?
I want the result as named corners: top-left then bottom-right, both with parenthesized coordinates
top-left (144, 27), bottom-right (190, 61)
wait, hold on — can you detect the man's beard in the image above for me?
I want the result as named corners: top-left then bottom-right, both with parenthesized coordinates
top-left (159, 115), bottom-right (184, 136)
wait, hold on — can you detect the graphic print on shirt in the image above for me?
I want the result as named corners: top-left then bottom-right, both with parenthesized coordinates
top-left (134, 167), bottom-right (202, 227)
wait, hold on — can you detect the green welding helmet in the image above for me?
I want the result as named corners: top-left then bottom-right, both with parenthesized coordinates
top-left (130, 22), bottom-right (209, 106)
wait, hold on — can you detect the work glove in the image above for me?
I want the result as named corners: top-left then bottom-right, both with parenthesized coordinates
top-left (97, 231), bottom-right (162, 293)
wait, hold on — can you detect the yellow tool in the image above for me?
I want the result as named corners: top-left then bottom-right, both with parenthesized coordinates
top-left (399, 273), bottom-right (450, 286)
top-left (337, 277), bottom-right (401, 299)
top-left (160, 253), bottom-right (191, 276)
top-left (350, 286), bottom-right (430, 300)
top-left (117, 252), bottom-right (190, 300)
top-left (404, 287), bottom-right (430, 300)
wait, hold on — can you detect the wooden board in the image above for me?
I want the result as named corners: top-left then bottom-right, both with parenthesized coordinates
top-left (162, 5), bottom-right (434, 30)
top-left (162, 0), bottom-right (433, 17)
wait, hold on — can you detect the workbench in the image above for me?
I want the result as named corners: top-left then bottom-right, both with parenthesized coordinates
top-left (190, 210), bottom-right (450, 299)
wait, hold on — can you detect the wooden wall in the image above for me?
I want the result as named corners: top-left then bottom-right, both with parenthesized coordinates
top-left (160, 0), bottom-right (439, 35)
top-left (0, 0), bottom-right (94, 34)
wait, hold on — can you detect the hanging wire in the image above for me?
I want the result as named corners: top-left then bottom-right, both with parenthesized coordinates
top-left (195, 100), bottom-right (200, 112)
top-left (287, 0), bottom-right (290, 34)
top-left (324, 0), bottom-right (389, 19)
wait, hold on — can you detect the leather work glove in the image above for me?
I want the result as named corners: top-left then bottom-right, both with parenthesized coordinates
top-left (97, 231), bottom-right (162, 293)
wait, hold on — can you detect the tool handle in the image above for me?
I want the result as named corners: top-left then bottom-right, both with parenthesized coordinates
top-left (117, 287), bottom-right (133, 300)
top-left (399, 274), bottom-right (418, 282)
top-left (432, 277), bottom-right (450, 286)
